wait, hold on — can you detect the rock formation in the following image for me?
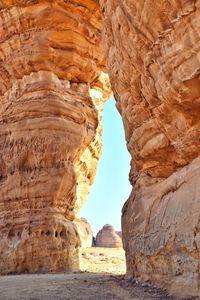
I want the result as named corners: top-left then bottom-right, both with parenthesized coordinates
top-left (96, 224), bottom-right (122, 248)
top-left (116, 231), bottom-right (122, 239)
top-left (74, 217), bottom-right (93, 248)
top-left (100, 0), bottom-right (200, 297)
top-left (0, 0), bottom-right (110, 274)
top-left (1, 0), bottom-right (200, 298)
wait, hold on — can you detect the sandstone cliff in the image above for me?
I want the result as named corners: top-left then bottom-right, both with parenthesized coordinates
top-left (1, 1), bottom-right (200, 298)
top-left (74, 217), bottom-right (93, 248)
top-left (0, 0), bottom-right (110, 274)
top-left (100, 0), bottom-right (200, 297)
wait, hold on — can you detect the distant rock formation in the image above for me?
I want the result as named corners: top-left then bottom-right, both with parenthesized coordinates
top-left (96, 225), bottom-right (122, 248)
top-left (74, 218), bottom-right (93, 248)
top-left (92, 237), bottom-right (96, 247)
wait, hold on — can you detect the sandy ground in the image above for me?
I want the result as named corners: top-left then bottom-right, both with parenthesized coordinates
top-left (0, 248), bottom-right (190, 300)
top-left (80, 247), bottom-right (126, 274)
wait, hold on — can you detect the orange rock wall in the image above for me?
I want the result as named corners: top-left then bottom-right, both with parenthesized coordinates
top-left (100, 0), bottom-right (200, 297)
top-left (0, 0), bottom-right (110, 274)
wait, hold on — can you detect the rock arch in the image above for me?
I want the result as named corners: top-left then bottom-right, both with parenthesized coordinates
top-left (0, 0), bottom-right (110, 274)
top-left (0, 1), bottom-right (200, 298)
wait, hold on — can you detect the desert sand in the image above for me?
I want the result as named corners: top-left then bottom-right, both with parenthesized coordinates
top-left (0, 248), bottom-right (180, 300)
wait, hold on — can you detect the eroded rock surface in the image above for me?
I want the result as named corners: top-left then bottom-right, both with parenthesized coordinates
top-left (0, 0), bottom-right (110, 274)
top-left (74, 217), bottom-right (93, 248)
top-left (1, 1), bottom-right (200, 297)
top-left (96, 224), bottom-right (122, 248)
top-left (100, 0), bottom-right (200, 297)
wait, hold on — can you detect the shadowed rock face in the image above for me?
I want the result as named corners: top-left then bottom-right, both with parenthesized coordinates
top-left (96, 225), bottom-right (122, 248)
top-left (100, 0), bottom-right (200, 297)
top-left (74, 217), bottom-right (93, 248)
top-left (0, 0), bottom-right (110, 274)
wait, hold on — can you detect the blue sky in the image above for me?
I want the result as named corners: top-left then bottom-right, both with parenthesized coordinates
top-left (80, 97), bottom-right (132, 235)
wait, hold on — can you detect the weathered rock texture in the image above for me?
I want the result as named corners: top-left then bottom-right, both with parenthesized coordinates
top-left (100, 0), bottom-right (200, 297)
top-left (0, 0), bottom-right (110, 274)
top-left (96, 224), bottom-right (122, 248)
top-left (74, 217), bottom-right (93, 248)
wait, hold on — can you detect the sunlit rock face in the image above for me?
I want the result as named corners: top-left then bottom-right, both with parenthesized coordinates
top-left (0, 0), bottom-right (110, 274)
top-left (100, 0), bottom-right (200, 297)
top-left (96, 224), bottom-right (122, 248)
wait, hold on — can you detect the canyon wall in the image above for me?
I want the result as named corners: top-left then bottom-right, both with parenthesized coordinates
top-left (100, 0), bottom-right (200, 297)
top-left (0, 0), bottom-right (110, 274)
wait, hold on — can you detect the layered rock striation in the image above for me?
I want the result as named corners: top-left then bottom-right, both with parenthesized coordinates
top-left (0, 0), bottom-right (110, 274)
top-left (96, 224), bottom-right (122, 248)
top-left (100, 0), bottom-right (200, 297)
top-left (1, 1), bottom-right (200, 297)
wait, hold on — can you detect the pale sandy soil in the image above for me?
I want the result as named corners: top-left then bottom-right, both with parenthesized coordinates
top-left (0, 247), bottom-right (187, 300)
top-left (80, 247), bottom-right (126, 274)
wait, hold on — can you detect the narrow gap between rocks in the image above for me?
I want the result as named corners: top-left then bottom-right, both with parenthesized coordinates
top-left (80, 96), bottom-right (131, 275)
